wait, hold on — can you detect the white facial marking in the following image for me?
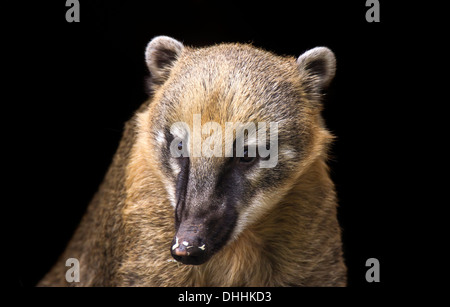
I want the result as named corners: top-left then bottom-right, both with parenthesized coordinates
top-left (172, 237), bottom-right (179, 250)
top-left (171, 160), bottom-right (181, 177)
top-left (155, 130), bottom-right (166, 145)
top-left (280, 148), bottom-right (296, 159)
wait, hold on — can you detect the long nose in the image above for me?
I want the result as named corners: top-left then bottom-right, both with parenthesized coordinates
top-left (170, 223), bottom-right (208, 265)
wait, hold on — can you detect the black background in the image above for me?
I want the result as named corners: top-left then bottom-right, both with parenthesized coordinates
top-left (12, 0), bottom-right (412, 288)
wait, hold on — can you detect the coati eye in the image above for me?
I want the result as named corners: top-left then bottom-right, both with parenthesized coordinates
top-left (177, 141), bottom-right (183, 151)
top-left (239, 147), bottom-right (256, 164)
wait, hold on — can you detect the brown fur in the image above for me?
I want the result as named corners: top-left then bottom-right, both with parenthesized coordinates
top-left (39, 38), bottom-right (346, 286)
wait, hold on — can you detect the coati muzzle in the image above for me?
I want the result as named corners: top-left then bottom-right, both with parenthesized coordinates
top-left (169, 153), bottom-right (240, 265)
top-left (170, 222), bottom-right (208, 265)
top-left (170, 206), bottom-right (237, 265)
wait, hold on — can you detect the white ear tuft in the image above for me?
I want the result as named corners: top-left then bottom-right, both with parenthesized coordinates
top-left (145, 36), bottom-right (184, 86)
top-left (297, 47), bottom-right (336, 91)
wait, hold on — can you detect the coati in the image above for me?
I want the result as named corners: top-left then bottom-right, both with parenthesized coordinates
top-left (39, 36), bottom-right (346, 286)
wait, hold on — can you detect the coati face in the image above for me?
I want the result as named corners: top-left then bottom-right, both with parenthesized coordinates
top-left (141, 36), bottom-right (336, 265)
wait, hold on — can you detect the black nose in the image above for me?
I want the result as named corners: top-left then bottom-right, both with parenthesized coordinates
top-left (171, 237), bottom-right (208, 265)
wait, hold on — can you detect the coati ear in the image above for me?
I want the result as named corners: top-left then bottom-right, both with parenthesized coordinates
top-left (296, 47), bottom-right (336, 92)
top-left (145, 36), bottom-right (184, 87)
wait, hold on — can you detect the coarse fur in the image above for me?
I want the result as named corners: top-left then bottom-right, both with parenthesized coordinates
top-left (39, 36), bottom-right (346, 286)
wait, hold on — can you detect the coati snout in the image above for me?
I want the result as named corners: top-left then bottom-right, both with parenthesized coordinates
top-left (169, 155), bottom-right (240, 265)
top-left (170, 216), bottom-right (234, 265)
top-left (171, 204), bottom-right (237, 265)
top-left (170, 193), bottom-right (237, 265)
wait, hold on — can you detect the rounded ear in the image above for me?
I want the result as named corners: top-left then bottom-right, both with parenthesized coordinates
top-left (296, 47), bottom-right (336, 92)
top-left (145, 36), bottom-right (184, 87)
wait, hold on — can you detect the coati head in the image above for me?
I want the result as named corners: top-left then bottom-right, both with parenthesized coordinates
top-left (138, 36), bottom-right (336, 265)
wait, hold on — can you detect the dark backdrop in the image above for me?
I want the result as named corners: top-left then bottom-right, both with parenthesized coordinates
top-left (14, 0), bottom-right (407, 287)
